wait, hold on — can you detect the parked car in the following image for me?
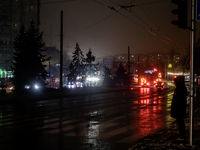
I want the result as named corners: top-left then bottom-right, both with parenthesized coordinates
top-left (156, 81), bottom-right (164, 88)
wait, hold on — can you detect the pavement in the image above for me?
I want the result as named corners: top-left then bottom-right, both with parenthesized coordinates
top-left (129, 107), bottom-right (200, 150)
top-left (1, 83), bottom-right (200, 150)
top-left (129, 87), bottom-right (200, 150)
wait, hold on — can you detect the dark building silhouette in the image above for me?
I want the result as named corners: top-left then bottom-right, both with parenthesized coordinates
top-left (0, 0), bottom-right (40, 77)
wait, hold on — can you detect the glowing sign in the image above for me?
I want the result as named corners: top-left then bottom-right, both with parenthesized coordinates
top-left (168, 63), bottom-right (172, 68)
top-left (144, 70), bottom-right (155, 74)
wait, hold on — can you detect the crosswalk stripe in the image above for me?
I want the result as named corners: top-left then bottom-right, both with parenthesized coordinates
top-left (41, 119), bottom-right (79, 129)
top-left (96, 125), bottom-right (138, 140)
top-left (65, 122), bottom-right (118, 137)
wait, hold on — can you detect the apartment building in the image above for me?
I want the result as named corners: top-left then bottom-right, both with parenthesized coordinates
top-left (0, 0), bottom-right (40, 78)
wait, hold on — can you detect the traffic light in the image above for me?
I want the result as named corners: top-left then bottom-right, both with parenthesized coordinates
top-left (158, 72), bottom-right (162, 77)
top-left (171, 0), bottom-right (188, 29)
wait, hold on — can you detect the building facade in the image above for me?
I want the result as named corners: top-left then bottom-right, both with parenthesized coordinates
top-left (0, 0), bottom-right (40, 78)
top-left (111, 52), bottom-right (181, 80)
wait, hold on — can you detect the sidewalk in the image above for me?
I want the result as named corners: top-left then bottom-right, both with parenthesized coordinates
top-left (129, 97), bottom-right (200, 150)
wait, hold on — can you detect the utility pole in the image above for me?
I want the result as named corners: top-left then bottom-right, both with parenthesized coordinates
top-left (138, 56), bottom-right (140, 85)
top-left (60, 11), bottom-right (63, 91)
top-left (189, 0), bottom-right (195, 145)
top-left (128, 46), bottom-right (130, 88)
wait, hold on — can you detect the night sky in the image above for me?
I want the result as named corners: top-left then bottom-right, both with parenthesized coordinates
top-left (40, 0), bottom-right (198, 57)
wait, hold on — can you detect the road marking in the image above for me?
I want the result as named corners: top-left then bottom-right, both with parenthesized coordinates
top-left (96, 125), bottom-right (138, 140)
top-left (65, 122), bottom-right (118, 137)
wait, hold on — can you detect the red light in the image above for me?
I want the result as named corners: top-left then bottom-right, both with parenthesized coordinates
top-left (147, 83), bottom-right (150, 86)
top-left (153, 68), bottom-right (157, 71)
top-left (174, 76), bottom-right (177, 78)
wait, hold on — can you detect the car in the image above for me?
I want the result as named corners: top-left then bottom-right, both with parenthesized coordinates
top-left (141, 78), bottom-right (150, 87)
top-left (156, 81), bottom-right (164, 88)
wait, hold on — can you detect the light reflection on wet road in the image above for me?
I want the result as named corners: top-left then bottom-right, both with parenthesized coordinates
top-left (0, 87), bottom-right (175, 150)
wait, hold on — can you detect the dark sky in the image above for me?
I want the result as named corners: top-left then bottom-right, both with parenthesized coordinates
top-left (40, 0), bottom-right (197, 57)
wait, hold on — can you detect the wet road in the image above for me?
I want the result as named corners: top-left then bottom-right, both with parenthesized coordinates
top-left (0, 87), bottom-right (175, 150)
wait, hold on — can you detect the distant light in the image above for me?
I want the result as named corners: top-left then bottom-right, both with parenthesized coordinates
top-left (168, 63), bottom-right (172, 69)
top-left (87, 77), bottom-right (99, 81)
top-left (25, 85), bottom-right (30, 89)
top-left (35, 84), bottom-right (39, 89)
top-left (144, 70), bottom-right (155, 74)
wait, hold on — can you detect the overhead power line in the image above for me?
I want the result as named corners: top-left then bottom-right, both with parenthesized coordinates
top-left (41, 0), bottom-right (75, 5)
top-left (80, 12), bottom-right (117, 31)
top-left (109, 0), bottom-right (185, 49)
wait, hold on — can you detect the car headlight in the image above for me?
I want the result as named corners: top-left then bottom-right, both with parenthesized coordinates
top-left (35, 85), bottom-right (39, 89)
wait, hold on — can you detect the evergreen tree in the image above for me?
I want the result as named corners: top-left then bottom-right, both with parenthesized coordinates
top-left (85, 49), bottom-right (99, 86)
top-left (12, 21), bottom-right (48, 93)
top-left (114, 62), bottom-right (127, 86)
top-left (103, 66), bottom-right (112, 87)
top-left (12, 26), bottom-right (27, 92)
top-left (67, 43), bottom-right (85, 84)
top-left (86, 49), bottom-right (95, 77)
top-left (67, 62), bottom-right (76, 83)
top-left (25, 21), bottom-right (47, 86)
top-left (72, 43), bottom-right (85, 75)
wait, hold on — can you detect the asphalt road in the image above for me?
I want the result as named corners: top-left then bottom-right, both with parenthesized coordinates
top-left (0, 87), bottom-right (175, 150)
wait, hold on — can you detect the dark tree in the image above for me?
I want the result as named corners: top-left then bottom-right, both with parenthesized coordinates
top-left (26, 21), bottom-right (47, 86)
top-left (114, 62), bottom-right (127, 86)
top-left (12, 21), bottom-right (48, 93)
top-left (12, 26), bottom-right (27, 92)
top-left (72, 43), bottom-right (85, 74)
top-left (103, 66), bottom-right (112, 87)
top-left (67, 43), bottom-right (85, 83)
top-left (67, 62), bottom-right (76, 83)
top-left (85, 49), bottom-right (99, 86)
top-left (86, 49), bottom-right (95, 76)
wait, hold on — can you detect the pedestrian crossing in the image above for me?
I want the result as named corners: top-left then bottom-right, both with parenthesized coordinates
top-left (0, 111), bottom-right (164, 144)
top-left (0, 89), bottom-right (175, 146)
